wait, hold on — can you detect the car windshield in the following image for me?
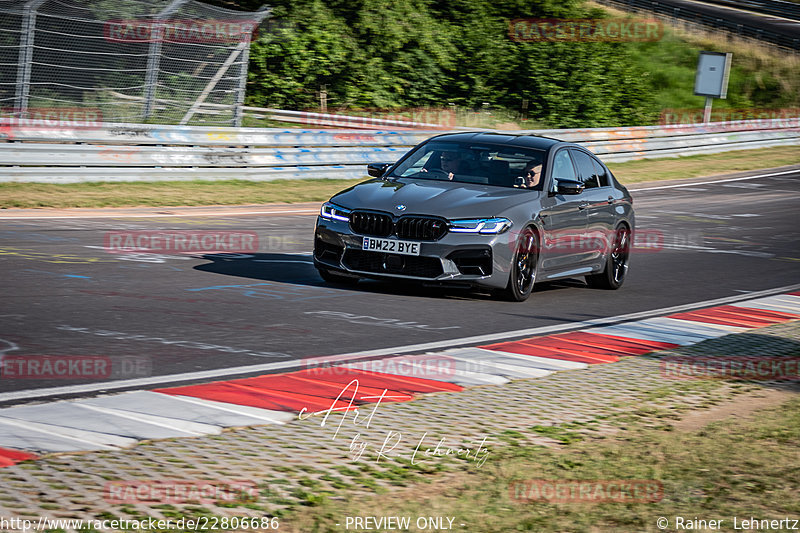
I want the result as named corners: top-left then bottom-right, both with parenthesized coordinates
top-left (387, 141), bottom-right (546, 189)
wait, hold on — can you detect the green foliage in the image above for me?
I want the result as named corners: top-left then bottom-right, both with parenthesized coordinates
top-left (239, 0), bottom-right (663, 124)
top-left (205, 0), bottom-right (797, 127)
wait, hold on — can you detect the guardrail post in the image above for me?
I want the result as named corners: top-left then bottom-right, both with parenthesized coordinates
top-left (142, 0), bottom-right (188, 121)
top-left (232, 35), bottom-right (252, 127)
top-left (233, 6), bottom-right (271, 127)
top-left (14, 0), bottom-right (46, 116)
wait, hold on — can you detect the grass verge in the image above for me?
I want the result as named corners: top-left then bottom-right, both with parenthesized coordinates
top-left (281, 392), bottom-right (800, 532)
top-left (1, 146), bottom-right (798, 209)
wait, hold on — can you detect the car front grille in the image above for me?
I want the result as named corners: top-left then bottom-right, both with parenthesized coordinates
top-left (396, 216), bottom-right (448, 241)
top-left (350, 211), bottom-right (393, 237)
top-left (350, 211), bottom-right (448, 241)
top-left (343, 250), bottom-right (444, 278)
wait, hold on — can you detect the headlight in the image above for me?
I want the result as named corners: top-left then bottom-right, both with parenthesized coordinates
top-left (320, 202), bottom-right (351, 222)
top-left (449, 217), bottom-right (512, 234)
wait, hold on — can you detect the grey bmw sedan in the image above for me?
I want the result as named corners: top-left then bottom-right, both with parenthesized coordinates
top-left (313, 132), bottom-right (634, 301)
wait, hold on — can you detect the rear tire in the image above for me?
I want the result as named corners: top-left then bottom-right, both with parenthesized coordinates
top-left (318, 268), bottom-right (359, 285)
top-left (500, 227), bottom-right (538, 302)
top-left (586, 225), bottom-right (630, 290)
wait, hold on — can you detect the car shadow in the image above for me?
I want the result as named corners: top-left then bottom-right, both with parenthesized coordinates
top-left (192, 252), bottom-right (491, 301)
top-left (193, 252), bottom-right (593, 302)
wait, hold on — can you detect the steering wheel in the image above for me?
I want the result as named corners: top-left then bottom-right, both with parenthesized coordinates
top-left (418, 169), bottom-right (450, 179)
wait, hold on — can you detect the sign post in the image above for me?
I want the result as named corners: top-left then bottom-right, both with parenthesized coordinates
top-left (694, 51), bottom-right (732, 124)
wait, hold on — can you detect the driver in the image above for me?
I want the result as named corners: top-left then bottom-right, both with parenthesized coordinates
top-left (515, 160), bottom-right (542, 189)
top-left (523, 161), bottom-right (542, 189)
top-left (439, 150), bottom-right (463, 180)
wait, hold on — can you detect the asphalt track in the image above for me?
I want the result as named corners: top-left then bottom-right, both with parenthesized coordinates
top-left (0, 169), bottom-right (798, 403)
top-left (661, 0), bottom-right (800, 41)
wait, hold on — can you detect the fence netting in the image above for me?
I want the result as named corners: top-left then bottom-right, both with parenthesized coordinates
top-left (0, 0), bottom-right (269, 125)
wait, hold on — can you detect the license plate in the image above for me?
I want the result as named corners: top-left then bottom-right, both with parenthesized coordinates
top-left (362, 236), bottom-right (420, 256)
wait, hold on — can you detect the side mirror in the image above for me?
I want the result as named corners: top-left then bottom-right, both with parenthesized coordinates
top-left (556, 179), bottom-right (585, 195)
top-left (367, 162), bottom-right (392, 178)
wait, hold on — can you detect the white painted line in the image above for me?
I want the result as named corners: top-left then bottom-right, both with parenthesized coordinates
top-left (441, 353), bottom-right (551, 379)
top-left (345, 359), bottom-right (509, 386)
top-left (334, 284), bottom-right (800, 359)
top-left (467, 349), bottom-right (589, 370)
top-left (440, 347), bottom-right (576, 371)
top-left (73, 404), bottom-right (220, 436)
top-left (1, 283), bottom-right (798, 403)
top-left (657, 320), bottom-right (748, 334)
top-left (85, 391), bottom-right (292, 427)
top-left (637, 317), bottom-right (744, 338)
top-left (0, 415), bottom-right (136, 449)
top-left (0, 208), bottom-right (321, 220)
top-left (586, 324), bottom-right (706, 346)
top-left (731, 295), bottom-right (800, 314)
top-left (163, 394), bottom-right (295, 425)
top-left (0, 403), bottom-right (209, 439)
top-left (0, 417), bottom-right (124, 452)
top-left (632, 169), bottom-right (799, 192)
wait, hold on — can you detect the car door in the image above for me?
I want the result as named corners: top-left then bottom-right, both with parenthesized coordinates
top-left (570, 149), bottom-right (616, 264)
top-left (538, 148), bottom-right (589, 272)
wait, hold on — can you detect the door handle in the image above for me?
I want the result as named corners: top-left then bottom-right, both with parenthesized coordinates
top-left (578, 202), bottom-right (590, 210)
top-left (607, 196), bottom-right (614, 204)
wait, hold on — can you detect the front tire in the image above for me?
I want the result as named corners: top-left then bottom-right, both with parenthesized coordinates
top-left (500, 227), bottom-right (538, 302)
top-left (586, 225), bottom-right (630, 290)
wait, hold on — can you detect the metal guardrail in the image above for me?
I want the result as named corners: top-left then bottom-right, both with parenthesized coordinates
top-left (599, 0), bottom-right (800, 50)
top-left (0, 123), bottom-right (436, 147)
top-left (701, 0), bottom-right (800, 22)
top-left (1, 118), bottom-right (798, 182)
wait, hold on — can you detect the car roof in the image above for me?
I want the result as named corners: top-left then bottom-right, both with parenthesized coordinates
top-left (428, 131), bottom-right (564, 150)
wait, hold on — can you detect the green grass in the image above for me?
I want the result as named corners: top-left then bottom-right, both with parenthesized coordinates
top-left (281, 396), bottom-right (800, 532)
top-left (0, 178), bottom-right (364, 209)
top-left (1, 145), bottom-right (797, 209)
top-left (589, 3), bottom-right (800, 118)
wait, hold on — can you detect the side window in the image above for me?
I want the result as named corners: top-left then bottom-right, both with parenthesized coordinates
top-left (551, 149), bottom-right (577, 190)
top-left (591, 157), bottom-right (610, 187)
top-left (572, 150), bottom-right (599, 189)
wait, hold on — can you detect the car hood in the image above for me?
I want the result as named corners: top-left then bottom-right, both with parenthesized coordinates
top-left (330, 178), bottom-right (540, 219)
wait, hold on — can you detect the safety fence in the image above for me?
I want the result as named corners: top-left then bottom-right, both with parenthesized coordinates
top-left (597, 0), bottom-right (800, 50)
top-left (0, 0), bottom-right (270, 126)
top-left (0, 117), bottom-right (798, 183)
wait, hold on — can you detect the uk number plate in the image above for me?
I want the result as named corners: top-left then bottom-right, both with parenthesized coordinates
top-left (362, 236), bottom-right (420, 256)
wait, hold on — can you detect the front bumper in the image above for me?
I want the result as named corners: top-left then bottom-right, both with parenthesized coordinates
top-left (313, 216), bottom-right (514, 289)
